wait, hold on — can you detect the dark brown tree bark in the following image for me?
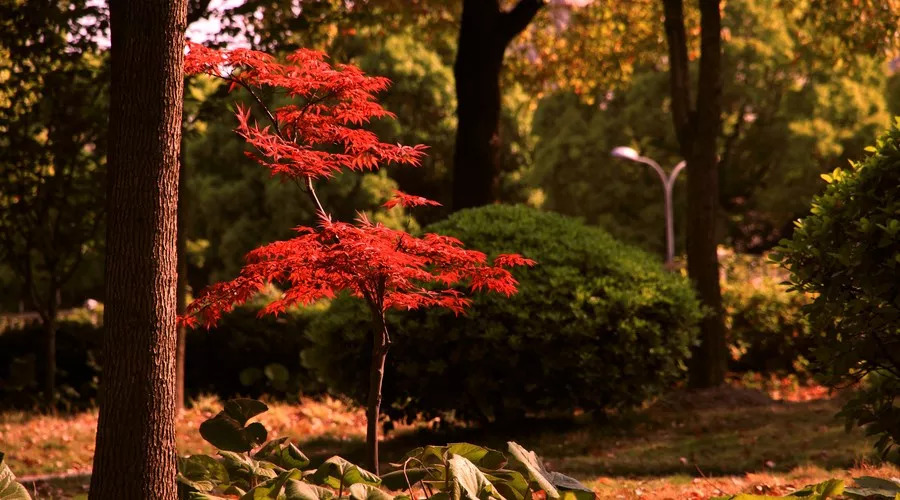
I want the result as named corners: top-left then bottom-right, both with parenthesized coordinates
top-left (89, 0), bottom-right (187, 497)
top-left (175, 139), bottom-right (188, 411)
top-left (451, 0), bottom-right (544, 211)
top-left (661, 0), bottom-right (728, 388)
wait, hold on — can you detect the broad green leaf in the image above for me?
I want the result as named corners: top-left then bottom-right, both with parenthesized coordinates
top-left (177, 474), bottom-right (216, 494)
top-left (239, 468), bottom-right (302, 500)
top-left (445, 444), bottom-right (507, 470)
top-left (201, 412), bottom-right (268, 453)
top-left (547, 472), bottom-right (593, 494)
top-left (284, 480), bottom-right (335, 500)
top-left (179, 454), bottom-right (230, 485)
top-left (219, 451), bottom-right (279, 481)
top-left (0, 454), bottom-right (31, 500)
top-left (559, 490), bottom-right (596, 500)
top-left (484, 470), bottom-right (529, 500)
top-left (255, 439), bottom-right (310, 470)
top-left (788, 478), bottom-right (844, 497)
top-left (852, 476), bottom-right (900, 492)
top-left (311, 456), bottom-right (381, 489)
top-left (380, 468), bottom-right (432, 491)
top-left (506, 442), bottom-right (558, 498)
top-left (448, 454), bottom-right (503, 500)
top-left (224, 399), bottom-right (269, 426)
top-left (349, 483), bottom-right (394, 500)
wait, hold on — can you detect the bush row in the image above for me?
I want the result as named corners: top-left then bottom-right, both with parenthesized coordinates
top-left (0, 206), bottom-right (812, 415)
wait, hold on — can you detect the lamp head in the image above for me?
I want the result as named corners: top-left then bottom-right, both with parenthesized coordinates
top-left (611, 146), bottom-right (640, 161)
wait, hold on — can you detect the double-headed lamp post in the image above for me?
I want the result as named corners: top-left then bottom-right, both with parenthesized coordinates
top-left (610, 146), bottom-right (686, 269)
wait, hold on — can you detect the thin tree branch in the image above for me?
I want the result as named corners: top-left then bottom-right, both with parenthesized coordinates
top-left (661, 0), bottom-right (693, 153)
top-left (499, 0), bottom-right (546, 45)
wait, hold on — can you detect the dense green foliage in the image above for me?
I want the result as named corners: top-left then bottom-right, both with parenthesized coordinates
top-left (529, 0), bottom-right (890, 254)
top-left (776, 120), bottom-right (900, 458)
top-left (720, 251), bottom-right (814, 375)
top-left (303, 205), bottom-right (701, 422)
top-left (0, 306), bottom-right (317, 410)
top-left (179, 397), bottom-right (593, 500)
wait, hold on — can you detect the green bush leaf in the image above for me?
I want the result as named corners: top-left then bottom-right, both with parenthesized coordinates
top-left (311, 456), bottom-right (381, 489)
top-left (285, 480), bottom-right (336, 500)
top-left (349, 483), bottom-right (394, 500)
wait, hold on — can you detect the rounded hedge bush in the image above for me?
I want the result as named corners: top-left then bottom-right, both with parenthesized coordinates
top-left (302, 205), bottom-right (701, 422)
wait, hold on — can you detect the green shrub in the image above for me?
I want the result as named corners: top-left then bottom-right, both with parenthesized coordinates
top-left (0, 306), bottom-right (320, 410)
top-left (303, 205), bottom-right (701, 422)
top-left (776, 120), bottom-right (900, 458)
top-left (719, 249), bottom-right (814, 375)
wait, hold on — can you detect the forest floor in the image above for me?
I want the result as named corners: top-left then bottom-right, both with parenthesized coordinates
top-left (1, 381), bottom-right (897, 499)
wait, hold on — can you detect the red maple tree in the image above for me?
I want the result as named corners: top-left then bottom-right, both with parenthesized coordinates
top-left (181, 42), bottom-right (533, 472)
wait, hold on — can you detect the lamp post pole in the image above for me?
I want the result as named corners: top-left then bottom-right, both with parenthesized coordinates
top-left (611, 147), bottom-right (685, 269)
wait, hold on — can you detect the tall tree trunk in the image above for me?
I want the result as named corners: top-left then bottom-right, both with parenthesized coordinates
top-left (451, 0), bottom-right (544, 211)
top-left (365, 309), bottom-right (390, 474)
top-left (661, 0), bottom-right (728, 388)
top-left (175, 137), bottom-right (188, 411)
top-left (89, 0), bottom-right (187, 497)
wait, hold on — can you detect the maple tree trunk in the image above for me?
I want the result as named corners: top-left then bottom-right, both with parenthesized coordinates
top-left (89, 0), bottom-right (186, 497)
top-left (365, 310), bottom-right (391, 474)
top-left (452, 0), bottom-right (544, 211)
top-left (662, 0), bottom-right (728, 388)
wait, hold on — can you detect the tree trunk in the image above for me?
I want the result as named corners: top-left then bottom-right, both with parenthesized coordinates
top-left (365, 310), bottom-right (391, 474)
top-left (42, 297), bottom-right (58, 407)
top-left (451, 0), bottom-right (544, 211)
top-left (661, 0), bottom-right (728, 388)
top-left (89, 0), bottom-right (187, 497)
top-left (175, 137), bottom-right (188, 411)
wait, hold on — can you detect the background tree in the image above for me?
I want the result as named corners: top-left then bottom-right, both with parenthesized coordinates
top-left (451, 0), bottom-right (545, 210)
top-left (661, 0), bottom-right (728, 388)
top-left (529, 0), bottom-right (891, 255)
top-left (0, 0), bottom-right (107, 404)
top-left (89, 0), bottom-right (187, 498)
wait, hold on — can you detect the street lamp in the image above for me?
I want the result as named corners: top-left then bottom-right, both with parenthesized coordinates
top-left (610, 146), bottom-right (685, 269)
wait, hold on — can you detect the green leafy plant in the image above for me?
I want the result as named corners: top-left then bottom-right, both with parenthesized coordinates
top-left (775, 120), bottom-right (900, 458)
top-left (0, 452), bottom-right (31, 500)
top-left (177, 398), bottom-right (595, 500)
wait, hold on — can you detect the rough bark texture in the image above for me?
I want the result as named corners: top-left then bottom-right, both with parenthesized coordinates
top-left (175, 140), bottom-right (188, 411)
top-left (89, 0), bottom-right (187, 497)
top-left (451, 0), bottom-right (544, 211)
top-left (661, 0), bottom-right (728, 388)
